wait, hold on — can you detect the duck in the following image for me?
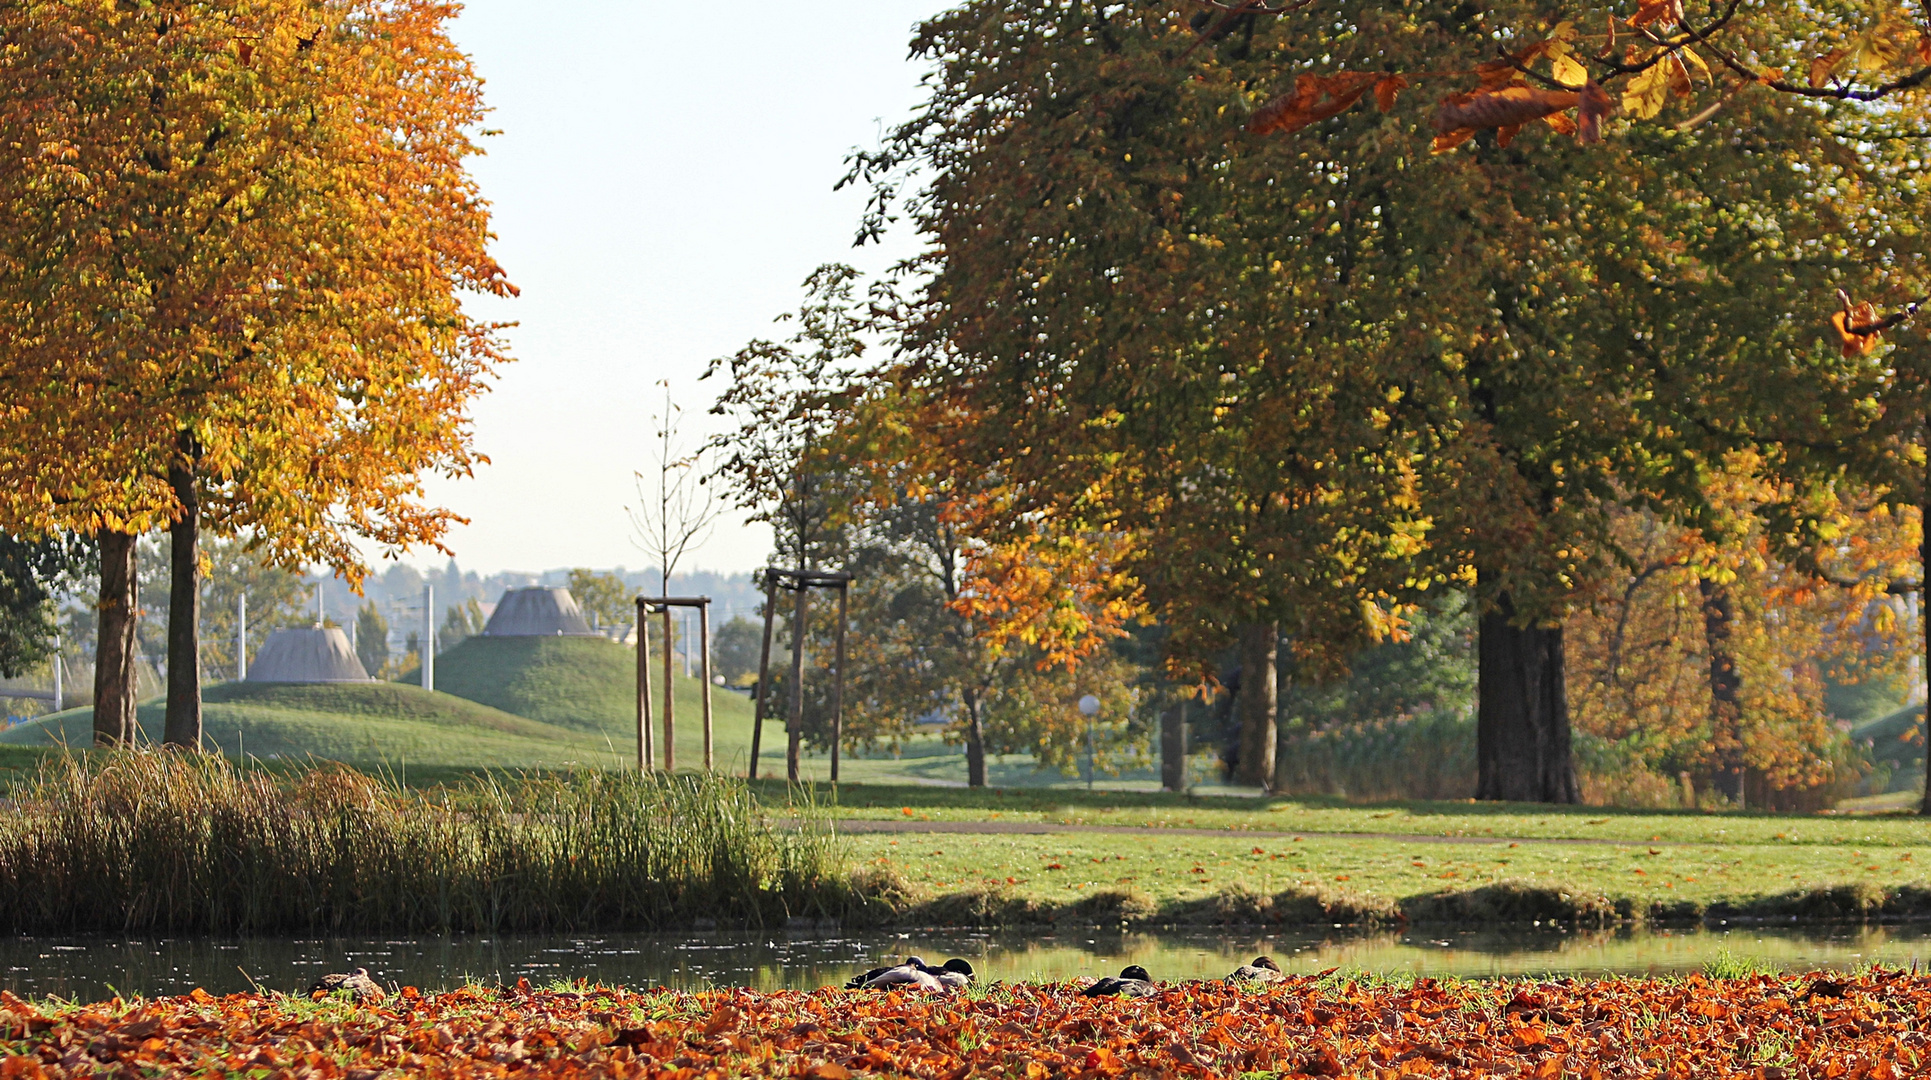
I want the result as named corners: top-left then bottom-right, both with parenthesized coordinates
top-left (928, 958), bottom-right (974, 991)
top-left (1081, 965), bottom-right (1157, 998)
top-left (844, 956), bottom-right (975, 992)
top-left (864, 962), bottom-right (943, 991)
top-left (844, 957), bottom-right (919, 990)
top-left (1227, 956), bottom-right (1286, 984)
top-left (307, 967), bottom-right (383, 1003)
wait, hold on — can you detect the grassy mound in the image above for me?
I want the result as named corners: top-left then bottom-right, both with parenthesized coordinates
top-left (0, 681), bottom-right (619, 769)
top-left (413, 635), bottom-right (763, 771)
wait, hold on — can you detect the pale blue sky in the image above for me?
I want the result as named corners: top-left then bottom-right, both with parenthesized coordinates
top-left (411, 0), bottom-right (939, 576)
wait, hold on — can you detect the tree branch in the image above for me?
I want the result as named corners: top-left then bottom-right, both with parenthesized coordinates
top-left (1679, 9), bottom-right (1931, 102)
top-left (1843, 291), bottom-right (1930, 336)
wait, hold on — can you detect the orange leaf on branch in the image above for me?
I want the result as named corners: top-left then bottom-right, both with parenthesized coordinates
top-left (1475, 58), bottom-right (1526, 91)
top-left (1430, 79), bottom-right (1612, 150)
top-left (1629, 0), bottom-right (1684, 28)
top-left (1809, 48), bottom-right (1847, 88)
top-left (1433, 86), bottom-right (1580, 134)
top-left (1374, 75), bottom-right (1408, 113)
top-left (1831, 294), bottom-right (1884, 357)
top-left (1247, 72), bottom-right (1383, 136)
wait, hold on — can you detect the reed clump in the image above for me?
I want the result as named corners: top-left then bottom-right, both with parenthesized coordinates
top-left (0, 752), bottom-right (843, 934)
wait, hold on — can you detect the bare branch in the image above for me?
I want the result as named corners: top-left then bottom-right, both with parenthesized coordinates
top-left (629, 381), bottom-right (720, 595)
top-left (1840, 289), bottom-right (1930, 336)
top-left (1678, 9), bottom-right (1931, 102)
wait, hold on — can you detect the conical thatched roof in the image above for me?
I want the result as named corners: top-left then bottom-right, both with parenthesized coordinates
top-left (482, 587), bottom-right (600, 637)
top-left (245, 627), bottom-right (373, 683)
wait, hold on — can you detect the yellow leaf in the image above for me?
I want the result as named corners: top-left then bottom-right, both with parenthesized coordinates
top-left (1548, 42), bottom-right (1589, 88)
top-left (1845, 16), bottom-right (1915, 75)
top-left (1621, 60), bottom-right (1672, 119)
top-left (1678, 46), bottom-right (1710, 85)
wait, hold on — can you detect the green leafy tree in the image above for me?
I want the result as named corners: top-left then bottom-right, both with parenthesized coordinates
top-left (197, 536), bottom-right (311, 680)
top-left (439, 597), bottom-right (486, 649)
top-left (707, 267), bottom-right (871, 780)
top-left (1280, 593), bottom-right (1478, 735)
top-left (0, 532), bottom-right (90, 679)
top-left (354, 604), bottom-right (390, 678)
top-left (712, 615), bottom-right (765, 687)
top-left (566, 570), bottom-right (632, 632)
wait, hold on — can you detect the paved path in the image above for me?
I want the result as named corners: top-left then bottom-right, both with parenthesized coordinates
top-left (832, 818), bottom-right (1672, 848)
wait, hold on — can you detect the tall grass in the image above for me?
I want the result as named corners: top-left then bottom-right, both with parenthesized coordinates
top-left (1273, 709), bottom-right (1477, 801)
top-left (0, 752), bottom-right (844, 934)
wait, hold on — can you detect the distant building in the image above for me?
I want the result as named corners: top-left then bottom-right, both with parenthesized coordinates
top-left (246, 628), bottom-right (373, 683)
top-left (482, 587), bottom-right (601, 637)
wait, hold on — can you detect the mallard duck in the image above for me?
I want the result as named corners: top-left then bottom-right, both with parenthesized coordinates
top-left (846, 956), bottom-right (975, 992)
top-left (928, 958), bottom-right (974, 991)
top-left (1081, 965), bottom-right (1156, 998)
top-left (1227, 956), bottom-right (1285, 984)
top-left (307, 967), bottom-right (383, 1003)
top-left (865, 962), bottom-right (942, 991)
top-left (844, 957), bottom-right (921, 990)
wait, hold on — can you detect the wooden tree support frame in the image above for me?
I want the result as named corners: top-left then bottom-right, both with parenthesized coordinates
top-left (748, 568), bottom-right (852, 784)
top-left (634, 595), bottom-right (714, 774)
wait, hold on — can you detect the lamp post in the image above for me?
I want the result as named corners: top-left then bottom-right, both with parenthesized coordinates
top-left (1078, 694), bottom-right (1100, 791)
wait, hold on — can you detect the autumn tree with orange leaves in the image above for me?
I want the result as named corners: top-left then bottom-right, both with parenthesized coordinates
top-left (0, 0), bottom-right (514, 748)
top-left (710, 270), bottom-right (1143, 786)
top-left (846, 0), bottom-right (1931, 805)
top-left (831, 383), bottom-right (1146, 786)
top-left (1568, 470), bottom-right (1921, 809)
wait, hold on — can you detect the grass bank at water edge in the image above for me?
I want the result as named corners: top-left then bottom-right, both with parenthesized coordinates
top-left (6, 754), bottom-right (1928, 935)
top-left (0, 753), bottom-right (846, 934)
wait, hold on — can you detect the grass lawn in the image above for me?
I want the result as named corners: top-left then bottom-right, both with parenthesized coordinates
top-left (0, 682), bottom-right (623, 770)
top-left (843, 828), bottom-right (1931, 919)
top-left (774, 781), bottom-right (1931, 847)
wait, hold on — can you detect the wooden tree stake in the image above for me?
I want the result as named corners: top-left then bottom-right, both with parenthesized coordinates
top-left (699, 600), bottom-right (714, 772)
top-left (635, 597), bottom-right (653, 772)
top-left (750, 574), bottom-right (777, 781)
top-left (831, 581), bottom-right (848, 784)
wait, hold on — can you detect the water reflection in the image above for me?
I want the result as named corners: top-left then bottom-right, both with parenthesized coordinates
top-left (3, 924), bottom-right (1926, 1002)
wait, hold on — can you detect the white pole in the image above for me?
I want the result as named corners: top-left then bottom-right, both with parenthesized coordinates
top-left (422, 584), bottom-right (435, 692)
top-left (317, 584), bottom-right (324, 628)
top-left (52, 636), bottom-right (62, 713)
top-left (237, 594), bottom-right (247, 680)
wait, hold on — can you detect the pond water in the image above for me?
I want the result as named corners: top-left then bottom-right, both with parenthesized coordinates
top-left (4, 924), bottom-right (1928, 1002)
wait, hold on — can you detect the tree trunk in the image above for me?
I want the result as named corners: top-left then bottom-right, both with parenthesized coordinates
top-left (1161, 699), bottom-right (1188, 791)
top-left (1922, 491), bottom-right (1929, 816)
top-left (785, 579), bottom-right (807, 783)
top-left (163, 455), bottom-right (202, 749)
top-left (1476, 590), bottom-right (1580, 803)
top-left (1698, 578), bottom-right (1745, 806)
top-left (92, 529), bottom-right (138, 747)
top-left (963, 685), bottom-right (987, 788)
top-left (1235, 622), bottom-right (1277, 789)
